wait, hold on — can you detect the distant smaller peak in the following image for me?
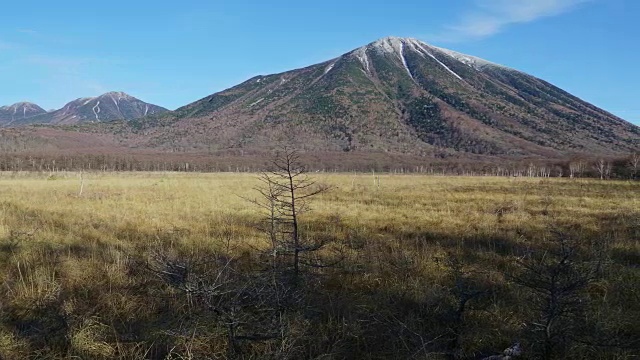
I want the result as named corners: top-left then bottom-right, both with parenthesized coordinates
top-left (9, 101), bottom-right (39, 107)
top-left (1, 102), bottom-right (44, 112)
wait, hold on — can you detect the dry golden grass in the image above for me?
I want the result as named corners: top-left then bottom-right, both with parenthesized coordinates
top-left (0, 171), bottom-right (638, 359)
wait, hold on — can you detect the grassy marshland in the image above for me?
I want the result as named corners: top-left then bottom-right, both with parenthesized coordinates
top-left (0, 172), bottom-right (638, 359)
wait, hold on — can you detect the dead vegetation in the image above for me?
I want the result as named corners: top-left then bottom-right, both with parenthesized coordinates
top-left (0, 169), bottom-right (638, 359)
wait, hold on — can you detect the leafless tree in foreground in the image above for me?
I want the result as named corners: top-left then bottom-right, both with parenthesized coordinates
top-left (442, 254), bottom-right (493, 360)
top-left (250, 146), bottom-right (332, 280)
top-left (147, 247), bottom-right (305, 359)
top-left (512, 232), bottom-right (600, 359)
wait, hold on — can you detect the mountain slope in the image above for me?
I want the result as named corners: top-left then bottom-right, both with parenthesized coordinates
top-left (141, 37), bottom-right (638, 156)
top-left (0, 102), bottom-right (47, 126)
top-left (11, 92), bottom-right (168, 126)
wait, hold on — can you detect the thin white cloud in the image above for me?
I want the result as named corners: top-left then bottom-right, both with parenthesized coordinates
top-left (17, 29), bottom-right (39, 35)
top-left (24, 55), bottom-right (117, 98)
top-left (0, 33), bottom-right (115, 108)
top-left (435, 0), bottom-right (592, 42)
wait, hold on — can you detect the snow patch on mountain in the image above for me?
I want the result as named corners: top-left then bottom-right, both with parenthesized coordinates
top-left (92, 101), bottom-right (101, 121)
top-left (110, 93), bottom-right (122, 116)
top-left (432, 46), bottom-right (510, 71)
top-left (82, 97), bottom-right (95, 106)
top-left (103, 91), bottom-right (133, 100)
top-left (406, 39), bottom-right (463, 80)
top-left (369, 37), bottom-right (414, 80)
top-left (354, 47), bottom-right (371, 73)
top-left (0, 102), bottom-right (47, 126)
top-left (250, 98), bottom-right (264, 107)
top-left (396, 42), bottom-right (415, 81)
top-left (324, 61), bottom-right (337, 75)
top-left (361, 36), bottom-right (511, 76)
top-left (366, 37), bottom-right (462, 81)
top-left (370, 36), bottom-right (404, 55)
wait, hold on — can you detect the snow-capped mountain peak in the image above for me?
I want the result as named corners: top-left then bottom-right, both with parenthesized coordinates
top-left (3, 92), bottom-right (168, 126)
top-left (351, 37), bottom-right (509, 74)
top-left (0, 102), bottom-right (47, 125)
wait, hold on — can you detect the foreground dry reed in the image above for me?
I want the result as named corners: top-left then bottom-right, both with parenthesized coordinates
top-left (0, 172), bottom-right (638, 359)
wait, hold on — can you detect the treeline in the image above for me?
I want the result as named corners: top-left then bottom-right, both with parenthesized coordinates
top-left (0, 151), bottom-right (637, 179)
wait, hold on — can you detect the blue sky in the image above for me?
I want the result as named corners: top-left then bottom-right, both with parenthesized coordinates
top-left (0, 0), bottom-right (638, 125)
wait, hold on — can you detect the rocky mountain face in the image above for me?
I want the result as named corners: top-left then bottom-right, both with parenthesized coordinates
top-left (8, 92), bottom-right (168, 126)
top-left (138, 37), bottom-right (638, 156)
top-left (0, 102), bottom-right (47, 126)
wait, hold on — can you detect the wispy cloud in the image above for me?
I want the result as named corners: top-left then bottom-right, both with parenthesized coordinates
top-left (24, 54), bottom-right (119, 98)
top-left (17, 29), bottom-right (39, 35)
top-left (0, 31), bottom-right (118, 108)
top-left (434, 0), bottom-right (592, 42)
top-left (25, 55), bottom-right (99, 71)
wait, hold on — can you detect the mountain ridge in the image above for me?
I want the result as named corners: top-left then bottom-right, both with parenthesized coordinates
top-left (2, 37), bottom-right (638, 158)
top-left (0, 102), bottom-right (48, 126)
top-left (134, 36), bottom-right (637, 156)
top-left (4, 92), bottom-right (168, 127)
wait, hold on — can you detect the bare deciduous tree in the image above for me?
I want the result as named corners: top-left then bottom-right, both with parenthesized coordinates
top-left (569, 161), bottom-right (585, 179)
top-left (251, 146), bottom-right (331, 280)
top-left (437, 254), bottom-right (493, 360)
top-left (147, 248), bottom-right (300, 359)
top-left (512, 232), bottom-right (598, 359)
top-left (594, 159), bottom-right (607, 180)
top-left (629, 152), bottom-right (639, 180)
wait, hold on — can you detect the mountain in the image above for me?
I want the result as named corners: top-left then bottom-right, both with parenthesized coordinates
top-left (0, 102), bottom-right (47, 126)
top-left (137, 36), bottom-right (638, 156)
top-left (9, 92), bottom-right (168, 126)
